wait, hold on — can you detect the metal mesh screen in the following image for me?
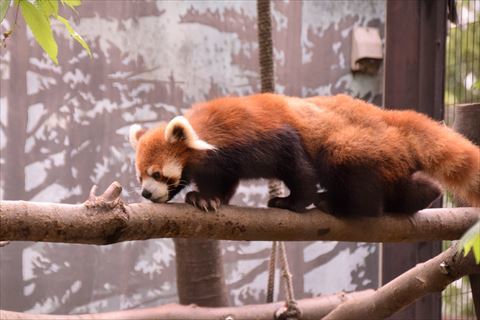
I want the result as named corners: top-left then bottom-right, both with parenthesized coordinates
top-left (444, 0), bottom-right (480, 124)
top-left (442, 242), bottom-right (476, 319)
top-left (442, 1), bottom-right (479, 319)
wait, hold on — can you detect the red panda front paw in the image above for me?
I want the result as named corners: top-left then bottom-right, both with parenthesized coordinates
top-left (185, 191), bottom-right (221, 212)
top-left (268, 196), bottom-right (307, 213)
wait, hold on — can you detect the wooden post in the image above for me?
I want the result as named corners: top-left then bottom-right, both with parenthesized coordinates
top-left (453, 102), bottom-right (480, 318)
top-left (383, 0), bottom-right (447, 318)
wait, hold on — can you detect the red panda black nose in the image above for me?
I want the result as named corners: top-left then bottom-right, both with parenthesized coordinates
top-left (142, 190), bottom-right (152, 199)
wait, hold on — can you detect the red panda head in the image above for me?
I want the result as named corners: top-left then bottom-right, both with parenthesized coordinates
top-left (129, 116), bottom-right (216, 203)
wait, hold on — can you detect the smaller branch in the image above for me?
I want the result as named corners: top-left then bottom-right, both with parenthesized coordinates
top-left (101, 182), bottom-right (123, 202)
top-left (88, 185), bottom-right (98, 200)
top-left (0, 290), bottom-right (373, 320)
top-left (84, 182), bottom-right (122, 207)
top-left (323, 243), bottom-right (480, 319)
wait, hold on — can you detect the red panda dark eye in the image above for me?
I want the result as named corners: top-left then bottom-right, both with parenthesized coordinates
top-left (152, 172), bottom-right (161, 180)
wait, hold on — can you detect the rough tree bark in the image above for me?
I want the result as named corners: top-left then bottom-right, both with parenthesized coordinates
top-left (0, 290), bottom-right (372, 320)
top-left (173, 238), bottom-right (229, 307)
top-left (323, 243), bottom-right (480, 319)
top-left (1, 183), bottom-right (479, 244)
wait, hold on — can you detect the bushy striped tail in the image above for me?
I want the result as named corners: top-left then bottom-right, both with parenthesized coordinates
top-left (388, 109), bottom-right (480, 207)
top-left (421, 124), bottom-right (480, 207)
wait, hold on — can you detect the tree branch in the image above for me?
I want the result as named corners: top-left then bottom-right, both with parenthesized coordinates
top-left (0, 290), bottom-right (373, 320)
top-left (0, 182), bottom-right (479, 244)
top-left (323, 243), bottom-right (480, 319)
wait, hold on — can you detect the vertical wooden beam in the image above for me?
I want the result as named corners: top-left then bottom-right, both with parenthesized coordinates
top-left (470, 274), bottom-right (480, 319)
top-left (453, 104), bottom-right (480, 319)
top-left (383, 0), bottom-right (447, 319)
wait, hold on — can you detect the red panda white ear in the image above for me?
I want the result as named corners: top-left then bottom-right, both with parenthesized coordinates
top-left (165, 116), bottom-right (216, 151)
top-left (129, 124), bottom-right (147, 150)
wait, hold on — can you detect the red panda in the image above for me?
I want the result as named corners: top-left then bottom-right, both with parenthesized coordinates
top-left (129, 93), bottom-right (480, 216)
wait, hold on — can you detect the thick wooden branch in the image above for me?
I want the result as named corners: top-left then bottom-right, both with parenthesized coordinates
top-left (0, 290), bottom-right (372, 320)
top-left (323, 243), bottom-right (480, 319)
top-left (0, 183), bottom-right (479, 244)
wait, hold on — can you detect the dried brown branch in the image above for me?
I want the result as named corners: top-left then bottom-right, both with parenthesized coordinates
top-left (323, 243), bottom-right (480, 319)
top-left (0, 182), bottom-right (479, 244)
top-left (0, 290), bottom-right (373, 320)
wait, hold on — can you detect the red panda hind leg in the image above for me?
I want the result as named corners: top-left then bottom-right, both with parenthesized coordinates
top-left (266, 143), bottom-right (319, 213)
top-left (384, 172), bottom-right (442, 214)
top-left (314, 151), bottom-right (385, 217)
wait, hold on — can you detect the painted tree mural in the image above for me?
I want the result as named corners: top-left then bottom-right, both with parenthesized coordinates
top-left (0, 0), bottom-right (385, 314)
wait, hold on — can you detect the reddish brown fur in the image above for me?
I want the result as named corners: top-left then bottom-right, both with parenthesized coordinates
top-left (135, 124), bottom-right (196, 178)
top-left (136, 93), bottom-right (480, 207)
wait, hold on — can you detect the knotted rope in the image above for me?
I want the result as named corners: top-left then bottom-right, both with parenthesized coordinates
top-left (257, 0), bottom-right (275, 94)
top-left (256, 1), bottom-right (300, 319)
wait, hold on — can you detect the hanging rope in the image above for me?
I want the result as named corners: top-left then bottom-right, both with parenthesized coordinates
top-left (257, 0), bottom-right (275, 94)
top-left (256, 1), bottom-right (300, 319)
top-left (257, 0), bottom-right (283, 199)
top-left (276, 242), bottom-right (302, 320)
top-left (266, 240), bottom-right (277, 303)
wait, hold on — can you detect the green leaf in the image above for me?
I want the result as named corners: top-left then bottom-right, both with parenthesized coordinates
top-left (460, 220), bottom-right (480, 264)
top-left (60, 0), bottom-right (80, 11)
top-left (19, 0), bottom-right (58, 64)
top-left (56, 14), bottom-right (91, 57)
top-left (0, 0), bottom-right (10, 23)
top-left (37, 0), bottom-right (58, 17)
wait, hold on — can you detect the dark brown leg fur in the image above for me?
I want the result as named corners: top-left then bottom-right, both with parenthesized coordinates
top-left (385, 172), bottom-right (442, 214)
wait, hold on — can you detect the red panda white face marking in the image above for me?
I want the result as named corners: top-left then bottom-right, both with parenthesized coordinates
top-left (129, 119), bottom-right (212, 203)
top-left (140, 163), bottom-right (184, 202)
top-left (142, 177), bottom-right (169, 202)
top-left (162, 162), bottom-right (182, 180)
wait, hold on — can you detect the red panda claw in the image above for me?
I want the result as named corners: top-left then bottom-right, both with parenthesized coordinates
top-left (211, 198), bottom-right (221, 212)
top-left (197, 199), bottom-right (209, 212)
top-left (186, 191), bottom-right (221, 212)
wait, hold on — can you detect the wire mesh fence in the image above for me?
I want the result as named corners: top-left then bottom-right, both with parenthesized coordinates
top-left (442, 1), bottom-right (479, 319)
top-left (444, 0), bottom-right (480, 125)
top-left (442, 241), bottom-right (476, 320)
